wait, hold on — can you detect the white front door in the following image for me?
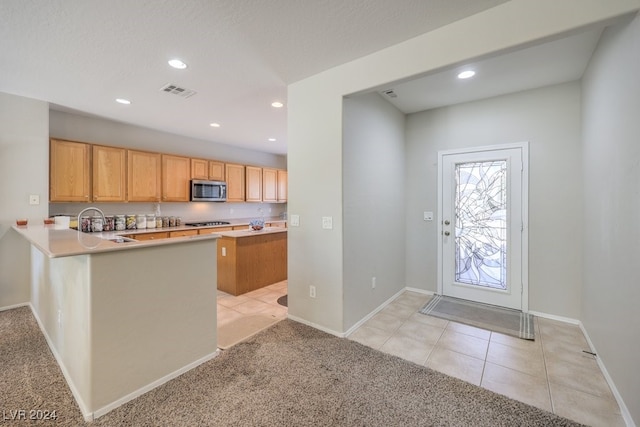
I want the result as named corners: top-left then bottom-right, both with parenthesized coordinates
top-left (438, 144), bottom-right (528, 311)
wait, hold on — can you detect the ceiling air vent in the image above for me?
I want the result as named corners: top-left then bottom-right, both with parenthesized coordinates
top-left (382, 89), bottom-right (398, 98)
top-left (159, 83), bottom-right (196, 98)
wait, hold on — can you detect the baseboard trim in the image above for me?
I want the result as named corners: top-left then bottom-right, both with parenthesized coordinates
top-left (0, 302), bottom-right (30, 312)
top-left (404, 287), bottom-right (435, 296)
top-left (578, 322), bottom-right (636, 427)
top-left (344, 288), bottom-right (407, 337)
top-left (286, 314), bottom-right (344, 337)
top-left (528, 310), bottom-right (580, 325)
top-left (92, 350), bottom-right (221, 420)
top-left (27, 303), bottom-right (93, 421)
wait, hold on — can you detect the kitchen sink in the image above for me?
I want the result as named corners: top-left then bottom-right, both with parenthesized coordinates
top-left (103, 236), bottom-right (138, 244)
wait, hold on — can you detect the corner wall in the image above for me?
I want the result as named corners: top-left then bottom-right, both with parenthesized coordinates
top-left (343, 93), bottom-right (406, 329)
top-left (0, 92), bottom-right (49, 309)
top-left (581, 14), bottom-right (640, 424)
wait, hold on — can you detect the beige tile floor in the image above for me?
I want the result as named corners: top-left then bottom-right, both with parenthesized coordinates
top-left (348, 291), bottom-right (625, 427)
top-left (217, 280), bottom-right (288, 330)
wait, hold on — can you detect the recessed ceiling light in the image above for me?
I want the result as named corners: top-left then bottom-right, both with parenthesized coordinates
top-left (271, 101), bottom-right (284, 108)
top-left (168, 59), bottom-right (187, 69)
top-left (115, 98), bottom-right (131, 105)
top-left (457, 70), bottom-right (476, 79)
top-left (268, 138), bottom-right (276, 142)
top-left (209, 123), bottom-right (220, 128)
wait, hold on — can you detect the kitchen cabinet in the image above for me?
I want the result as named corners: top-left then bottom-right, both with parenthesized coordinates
top-left (262, 168), bottom-right (278, 203)
top-left (199, 227), bottom-right (233, 234)
top-left (225, 163), bottom-right (245, 202)
top-left (265, 222), bottom-right (287, 228)
top-left (245, 166), bottom-right (262, 202)
top-left (124, 231), bottom-right (169, 241)
top-left (50, 139), bottom-right (91, 202)
top-left (162, 154), bottom-right (190, 202)
top-left (277, 170), bottom-right (288, 202)
top-left (128, 150), bottom-right (161, 202)
top-left (92, 145), bottom-right (126, 202)
top-left (190, 158), bottom-right (209, 180)
top-left (169, 229), bottom-right (198, 238)
top-left (208, 161), bottom-right (225, 181)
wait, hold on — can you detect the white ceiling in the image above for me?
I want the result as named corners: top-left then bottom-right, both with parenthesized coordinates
top-left (0, 1), bottom-right (607, 155)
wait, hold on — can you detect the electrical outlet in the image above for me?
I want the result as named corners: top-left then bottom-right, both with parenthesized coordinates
top-left (57, 310), bottom-right (62, 326)
top-left (424, 211), bottom-right (433, 221)
top-left (230, 208), bottom-right (234, 215)
top-left (372, 277), bottom-right (376, 289)
top-left (221, 247), bottom-right (226, 257)
top-left (322, 216), bottom-right (333, 229)
top-left (29, 194), bottom-right (40, 205)
top-left (290, 214), bottom-right (300, 227)
top-left (309, 285), bottom-right (316, 298)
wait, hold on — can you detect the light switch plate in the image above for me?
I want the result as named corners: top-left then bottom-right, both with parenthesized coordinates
top-left (423, 211), bottom-right (433, 221)
top-left (290, 214), bottom-right (300, 227)
top-left (322, 216), bottom-right (333, 229)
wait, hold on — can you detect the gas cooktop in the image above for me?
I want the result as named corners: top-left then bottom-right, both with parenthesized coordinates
top-left (184, 221), bottom-right (231, 227)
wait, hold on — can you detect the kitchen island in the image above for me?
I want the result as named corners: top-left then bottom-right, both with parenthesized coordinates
top-left (13, 225), bottom-right (219, 421)
top-left (216, 227), bottom-right (287, 296)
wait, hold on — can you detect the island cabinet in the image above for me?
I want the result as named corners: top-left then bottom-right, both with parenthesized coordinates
top-left (245, 166), bottom-right (263, 202)
top-left (162, 154), bottom-right (190, 202)
top-left (50, 139), bottom-right (91, 202)
top-left (217, 230), bottom-right (287, 296)
top-left (127, 150), bottom-right (161, 202)
top-left (225, 163), bottom-right (245, 202)
top-left (92, 145), bottom-right (126, 202)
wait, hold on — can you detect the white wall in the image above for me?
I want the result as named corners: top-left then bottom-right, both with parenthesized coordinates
top-left (405, 82), bottom-right (583, 318)
top-left (0, 92), bottom-right (49, 309)
top-left (49, 110), bottom-right (287, 222)
top-left (581, 14), bottom-right (640, 424)
top-left (343, 93), bottom-right (406, 329)
top-left (288, 0), bottom-right (639, 333)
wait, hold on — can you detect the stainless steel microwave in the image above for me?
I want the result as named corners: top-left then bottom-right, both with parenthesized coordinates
top-left (191, 180), bottom-right (227, 202)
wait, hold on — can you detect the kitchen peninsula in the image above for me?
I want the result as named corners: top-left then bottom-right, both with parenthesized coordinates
top-left (13, 225), bottom-right (219, 421)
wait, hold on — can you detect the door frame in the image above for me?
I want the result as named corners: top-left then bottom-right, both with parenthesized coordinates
top-left (436, 142), bottom-right (529, 312)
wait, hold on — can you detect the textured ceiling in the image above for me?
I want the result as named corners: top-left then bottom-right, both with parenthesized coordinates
top-left (0, 0), bottom-right (509, 154)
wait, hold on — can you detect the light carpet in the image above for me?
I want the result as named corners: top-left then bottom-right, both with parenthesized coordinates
top-left (1, 306), bottom-right (583, 426)
top-left (420, 295), bottom-right (535, 340)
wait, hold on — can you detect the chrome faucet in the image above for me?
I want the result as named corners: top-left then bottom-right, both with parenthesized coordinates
top-left (77, 207), bottom-right (106, 231)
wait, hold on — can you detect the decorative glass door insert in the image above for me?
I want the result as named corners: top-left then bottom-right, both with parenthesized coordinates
top-left (455, 160), bottom-right (507, 290)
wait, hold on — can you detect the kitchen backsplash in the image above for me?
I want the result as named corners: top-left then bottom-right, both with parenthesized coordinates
top-left (50, 202), bottom-right (287, 222)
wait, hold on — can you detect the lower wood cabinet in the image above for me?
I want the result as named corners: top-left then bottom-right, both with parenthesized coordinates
top-left (169, 229), bottom-right (198, 238)
top-left (123, 232), bottom-right (169, 241)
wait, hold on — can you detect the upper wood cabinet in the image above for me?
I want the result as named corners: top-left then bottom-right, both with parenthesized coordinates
top-left (225, 163), bottom-right (245, 202)
top-left (262, 168), bottom-right (278, 203)
top-left (162, 154), bottom-right (191, 202)
top-left (190, 158), bottom-right (209, 180)
top-left (277, 169), bottom-right (288, 203)
top-left (208, 161), bottom-right (225, 181)
top-left (127, 150), bottom-right (161, 202)
top-left (92, 145), bottom-right (126, 202)
top-left (245, 166), bottom-right (263, 202)
top-left (50, 139), bottom-right (91, 202)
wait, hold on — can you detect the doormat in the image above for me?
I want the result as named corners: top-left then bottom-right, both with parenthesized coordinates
top-left (419, 295), bottom-right (534, 340)
top-left (277, 294), bottom-right (288, 307)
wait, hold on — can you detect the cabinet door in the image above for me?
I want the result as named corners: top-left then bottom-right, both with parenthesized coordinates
top-left (208, 161), bottom-right (225, 181)
top-left (162, 154), bottom-right (191, 202)
top-left (50, 139), bottom-right (91, 202)
top-left (277, 170), bottom-right (288, 202)
top-left (225, 163), bottom-right (245, 202)
top-left (245, 166), bottom-right (263, 202)
top-left (169, 229), bottom-right (198, 238)
top-left (191, 158), bottom-right (209, 180)
top-left (92, 145), bottom-right (126, 202)
top-left (132, 231), bottom-right (169, 241)
top-left (127, 150), bottom-right (161, 202)
top-left (262, 168), bottom-right (278, 203)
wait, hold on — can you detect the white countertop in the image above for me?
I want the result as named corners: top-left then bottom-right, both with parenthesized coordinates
top-left (12, 224), bottom-right (220, 258)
